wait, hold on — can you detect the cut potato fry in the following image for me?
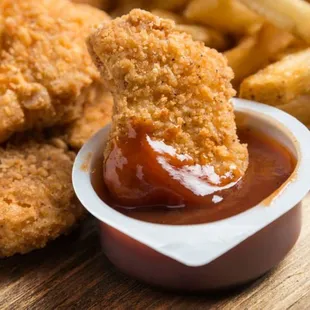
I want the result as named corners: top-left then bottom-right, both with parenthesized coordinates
top-left (151, 9), bottom-right (186, 23)
top-left (225, 24), bottom-right (294, 88)
top-left (240, 49), bottom-right (310, 125)
top-left (175, 24), bottom-right (229, 50)
top-left (112, 0), bottom-right (146, 17)
top-left (152, 9), bottom-right (229, 50)
top-left (239, 0), bottom-right (310, 44)
top-left (185, 0), bottom-right (263, 35)
top-left (270, 39), bottom-right (308, 62)
top-left (72, 0), bottom-right (108, 9)
top-left (149, 0), bottom-right (189, 11)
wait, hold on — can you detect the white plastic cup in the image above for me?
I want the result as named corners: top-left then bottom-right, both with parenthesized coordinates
top-left (73, 98), bottom-right (310, 291)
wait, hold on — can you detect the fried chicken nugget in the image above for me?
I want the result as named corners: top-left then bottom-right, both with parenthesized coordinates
top-left (0, 0), bottom-right (109, 143)
top-left (66, 89), bottom-right (113, 149)
top-left (87, 9), bottom-right (248, 183)
top-left (0, 135), bottom-right (84, 257)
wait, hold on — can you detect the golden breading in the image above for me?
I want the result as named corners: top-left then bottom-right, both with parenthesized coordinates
top-left (66, 90), bottom-right (113, 149)
top-left (0, 135), bottom-right (85, 257)
top-left (0, 0), bottom-right (109, 143)
top-left (240, 49), bottom-right (310, 126)
top-left (87, 9), bottom-right (248, 181)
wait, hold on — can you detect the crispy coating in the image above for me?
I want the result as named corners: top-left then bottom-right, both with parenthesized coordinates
top-left (240, 49), bottom-right (310, 126)
top-left (66, 88), bottom-right (113, 149)
top-left (0, 0), bottom-right (109, 143)
top-left (0, 135), bottom-right (84, 257)
top-left (88, 9), bottom-right (248, 179)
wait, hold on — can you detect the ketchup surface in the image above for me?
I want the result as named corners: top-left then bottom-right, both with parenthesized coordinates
top-left (94, 127), bottom-right (295, 225)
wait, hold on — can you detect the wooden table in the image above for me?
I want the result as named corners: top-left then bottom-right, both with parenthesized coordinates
top-left (1, 195), bottom-right (310, 310)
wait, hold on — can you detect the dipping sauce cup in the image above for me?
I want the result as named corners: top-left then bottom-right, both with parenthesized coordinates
top-left (73, 98), bottom-right (310, 291)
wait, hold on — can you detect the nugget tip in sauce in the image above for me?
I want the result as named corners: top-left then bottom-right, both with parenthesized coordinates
top-left (87, 9), bottom-right (248, 208)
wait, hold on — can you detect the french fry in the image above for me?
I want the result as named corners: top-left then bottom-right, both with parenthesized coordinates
top-left (224, 23), bottom-right (294, 89)
top-left (152, 10), bottom-right (230, 51)
top-left (149, 0), bottom-right (189, 11)
top-left (72, 0), bottom-right (109, 9)
top-left (240, 49), bottom-right (310, 125)
top-left (151, 9), bottom-right (185, 24)
top-left (175, 24), bottom-right (229, 50)
top-left (185, 0), bottom-right (263, 35)
top-left (111, 0), bottom-right (146, 17)
top-left (270, 39), bottom-right (308, 62)
top-left (152, 9), bottom-right (229, 50)
top-left (239, 0), bottom-right (310, 44)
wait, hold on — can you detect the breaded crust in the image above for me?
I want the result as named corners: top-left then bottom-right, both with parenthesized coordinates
top-left (87, 9), bottom-right (248, 179)
top-left (0, 135), bottom-right (84, 257)
top-left (0, 0), bottom-right (109, 143)
top-left (66, 88), bottom-right (113, 149)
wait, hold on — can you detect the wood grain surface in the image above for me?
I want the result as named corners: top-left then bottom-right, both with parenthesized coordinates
top-left (1, 195), bottom-right (310, 309)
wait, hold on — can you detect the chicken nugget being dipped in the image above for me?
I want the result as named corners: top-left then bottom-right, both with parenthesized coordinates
top-left (87, 9), bottom-right (248, 208)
